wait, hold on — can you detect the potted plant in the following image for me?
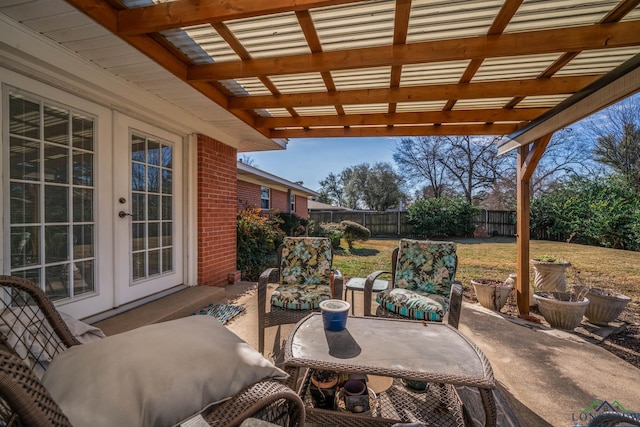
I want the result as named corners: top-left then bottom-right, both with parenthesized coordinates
top-left (309, 370), bottom-right (339, 409)
top-left (531, 255), bottom-right (571, 292)
top-left (573, 286), bottom-right (631, 326)
top-left (471, 278), bottom-right (513, 311)
top-left (533, 288), bottom-right (589, 330)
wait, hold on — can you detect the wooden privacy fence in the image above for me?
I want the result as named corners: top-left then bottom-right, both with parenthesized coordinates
top-left (309, 209), bottom-right (516, 237)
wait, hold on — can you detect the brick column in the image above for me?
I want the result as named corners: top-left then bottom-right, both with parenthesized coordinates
top-left (197, 135), bottom-right (237, 286)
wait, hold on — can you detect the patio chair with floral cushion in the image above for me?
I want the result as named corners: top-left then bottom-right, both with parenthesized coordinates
top-left (0, 275), bottom-right (304, 427)
top-left (258, 237), bottom-right (343, 354)
top-left (363, 239), bottom-right (463, 329)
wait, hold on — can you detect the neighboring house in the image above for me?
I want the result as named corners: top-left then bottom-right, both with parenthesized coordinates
top-left (237, 162), bottom-right (319, 219)
top-left (0, 6), bottom-right (287, 320)
top-left (307, 200), bottom-right (353, 212)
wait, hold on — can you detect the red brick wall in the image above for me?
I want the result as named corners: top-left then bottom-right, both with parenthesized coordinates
top-left (294, 195), bottom-right (309, 219)
top-left (197, 134), bottom-right (237, 286)
top-left (271, 189), bottom-right (289, 213)
top-left (237, 180), bottom-right (261, 210)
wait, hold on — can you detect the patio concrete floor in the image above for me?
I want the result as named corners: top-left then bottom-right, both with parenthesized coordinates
top-left (93, 282), bottom-right (640, 426)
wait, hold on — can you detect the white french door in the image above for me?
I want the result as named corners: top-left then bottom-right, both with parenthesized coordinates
top-left (113, 114), bottom-right (183, 305)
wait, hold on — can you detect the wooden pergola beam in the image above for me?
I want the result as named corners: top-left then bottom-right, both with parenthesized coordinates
top-left (269, 123), bottom-right (520, 138)
top-left (187, 21), bottom-right (640, 80)
top-left (230, 75), bottom-right (599, 109)
top-left (117, 0), bottom-right (372, 35)
top-left (256, 108), bottom-right (548, 128)
top-left (516, 134), bottom-right (552, 314)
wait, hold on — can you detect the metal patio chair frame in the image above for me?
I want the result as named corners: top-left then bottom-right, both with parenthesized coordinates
top-left (257, 237), bottom-right (343, 354)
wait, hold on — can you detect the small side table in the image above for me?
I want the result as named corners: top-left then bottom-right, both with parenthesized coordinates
top-left (344, 277), bottom-right (389, 314)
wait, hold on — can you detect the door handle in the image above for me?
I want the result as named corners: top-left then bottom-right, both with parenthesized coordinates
top-left (118, 211), bottom-right (133, 218)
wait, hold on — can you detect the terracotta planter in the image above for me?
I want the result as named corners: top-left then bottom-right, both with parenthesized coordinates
top-left (574, 286), bottom-right (631, 325)
top-left (533, 291), bottom-right (589, 330)
top-left (472, 279), bottom-right (513, 311)
top-left (531, 259), bottom-right (571, 292)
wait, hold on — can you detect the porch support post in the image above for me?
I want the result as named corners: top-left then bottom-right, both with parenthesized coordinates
top-left (516, 133), bottom-right (552, 314)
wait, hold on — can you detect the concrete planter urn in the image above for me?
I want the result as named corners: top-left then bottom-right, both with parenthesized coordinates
top-left (531, 258), bottom-right (571, 292)
top-left (533, 291), bottom-right (589, 330)
top-left (471, 278), bottom-right (513, 311)
top-left (574, 286), bottom-right (631, 325)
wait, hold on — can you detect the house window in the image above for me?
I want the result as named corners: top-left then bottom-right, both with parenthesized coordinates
top-left (290, 194), bottom-right (295, 212)
top-left (5, 91), bottom-right (96, 301)
top-left (261, 187), bottom-right (270, 210)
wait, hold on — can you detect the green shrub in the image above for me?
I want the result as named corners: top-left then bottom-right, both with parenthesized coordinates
top-left (273, 212), bottom-right (308, 236)
top-left (236, 208), bottom-right (285, 280)
top-left (407, 196), bottom-right (479, 238)
top-left (315, 222), bottom-right (344, 248)
top-left (341, 220), bottom-right (371, 249)
top-left (531, 175), bottom-right (640, 250)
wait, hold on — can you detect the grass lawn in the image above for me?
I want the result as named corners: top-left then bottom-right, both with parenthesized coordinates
top-left (333, 237), bottom-right (640, 312)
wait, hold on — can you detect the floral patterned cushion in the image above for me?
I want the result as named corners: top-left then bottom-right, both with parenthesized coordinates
top-left (271, 237), bottom-right (333, 310)
top-left (393, 239), bottom-right (457, 300)
top-left (376, 288), bottom-right (448, 321)
top-left (270, 283), bottom-right (333, 310)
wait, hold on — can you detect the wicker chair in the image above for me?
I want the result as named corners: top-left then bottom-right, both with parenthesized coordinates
top-left (588, 412), bottom-right (640, 426)
top-left (258, 237), bottom-right (343, 354)
top-left (0, 275), bottom-right (305, 427)
top-left (363, 239), bottom-right (463, 329)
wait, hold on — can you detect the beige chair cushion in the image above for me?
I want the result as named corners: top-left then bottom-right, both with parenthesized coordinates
top-left (42, 316), bottom-right (287, 427)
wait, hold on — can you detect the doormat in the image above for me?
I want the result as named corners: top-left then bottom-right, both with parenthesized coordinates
top-left (194, 303), bottom-right (246, 325)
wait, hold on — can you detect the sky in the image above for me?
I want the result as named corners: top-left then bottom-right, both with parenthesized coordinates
top-left (246, 137), bottom-right (399, 192)
top-left (245, 93), bottom-right (640, 193)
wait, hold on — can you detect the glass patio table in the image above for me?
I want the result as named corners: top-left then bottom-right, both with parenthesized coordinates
top-left (283, 313), bottom-right (496, 427)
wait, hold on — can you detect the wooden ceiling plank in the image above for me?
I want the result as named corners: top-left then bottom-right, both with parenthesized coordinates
top-left (389, 0), bottom-right (412, 114)
top-left (186, 20), bottom-right (640, 81)
top-left (296, 10), bottom-right (346, 115)
top-left (269, 123), bottom-right (520, 138)
top-left (442, 0), bottom-right (523, 111)
top-left (229, 75), bottom-right (599, 109)
top-left (212, 22), bottom-right (252, 60)
top-left (117, 0), bottom-right (372, 35)
top-left (487, 0), bottom-right (525, 35)
top-left (256, 107), bottom-right (548, 127)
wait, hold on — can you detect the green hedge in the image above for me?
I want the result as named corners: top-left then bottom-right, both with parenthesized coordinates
top-left (407, 196), bottom-right (479, 238)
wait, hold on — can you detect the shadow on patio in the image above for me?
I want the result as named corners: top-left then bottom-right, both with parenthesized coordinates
top-left (95, 281), bottom-right (640, 427)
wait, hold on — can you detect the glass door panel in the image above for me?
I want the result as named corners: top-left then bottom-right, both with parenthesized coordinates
top-left (6, 92), bottom-right (96, 301)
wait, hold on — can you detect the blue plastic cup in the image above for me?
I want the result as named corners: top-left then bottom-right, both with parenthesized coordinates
top-left (319, 299), bottom-right (350, 331)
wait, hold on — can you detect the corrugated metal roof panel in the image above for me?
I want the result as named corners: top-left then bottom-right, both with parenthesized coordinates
top-left (555, 47), bottom-right (640, 76)
top-left (396, 101), bottom-right (447, 112)
top-left (225, 12), bottom-right (310, 59)
top-left (312, 0), bottom-right (395, 51)
top-left (516, 94), bottom-right (570, 108)
top-left (294, 106), bottom-right (342, 116)
top-left (473, 54), bottom-right (560, 82)
top-left (400, 61), bottom-right (471, 86)
top-left (454, 98), bottom-right (514, 109)
top-left (342, 104), bottom-right (389, 114)
top-left (507, 0), bottom-right (622, 32)
top-left (332, 67), bottom-right (391, 90)
top-left (407, 0), bottom-right (503, 42)
top-left (269, 73), bottom-right (327, 94)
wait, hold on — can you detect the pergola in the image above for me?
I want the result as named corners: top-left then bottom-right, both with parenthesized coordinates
top-left (68, 0), bottom-right (640, 314)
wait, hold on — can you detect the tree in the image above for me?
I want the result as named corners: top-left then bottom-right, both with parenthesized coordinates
top-left (318, 172), bottom-right (345, 206)
top-left (237, 154), bottom-right (257, 166)
top-left (393, 137), bottom-right (449, 198)
top-left (394, 135), bottom-right (509, 204)
top-left (588, 96), bottom-right (640, 191)
top-left (318, 162), bottom-right (407, 210)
